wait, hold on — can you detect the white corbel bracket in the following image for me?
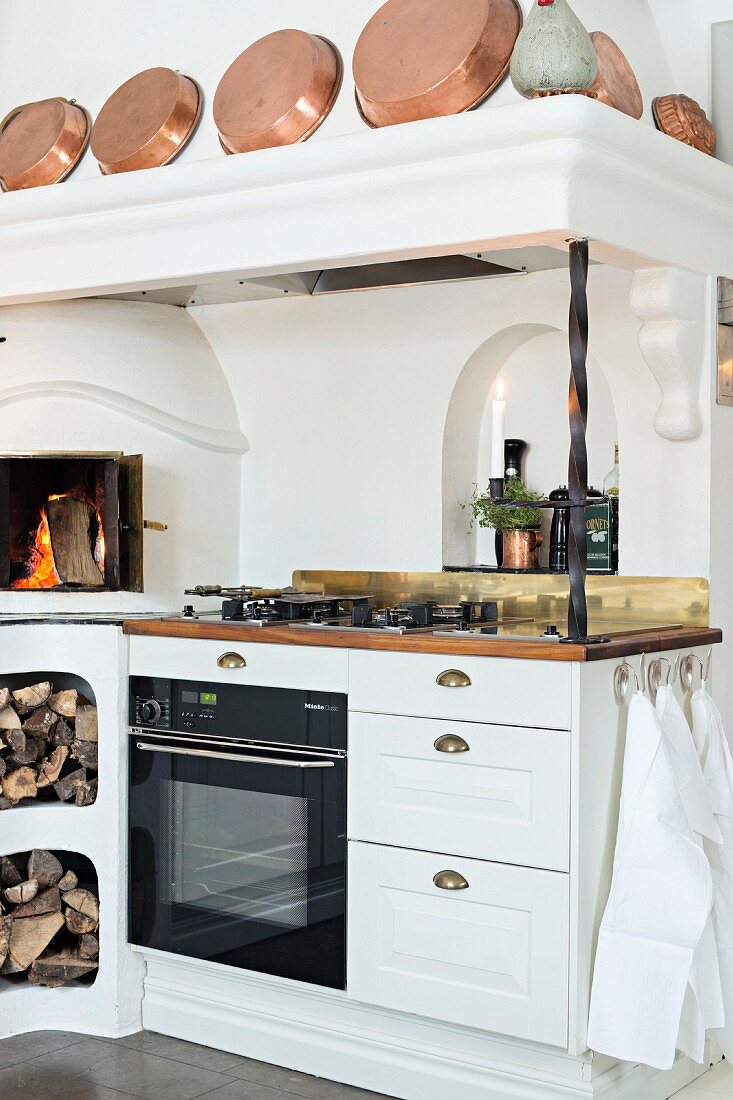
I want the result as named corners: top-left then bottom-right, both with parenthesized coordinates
top-left (630, 267), bottom-right (706, 441)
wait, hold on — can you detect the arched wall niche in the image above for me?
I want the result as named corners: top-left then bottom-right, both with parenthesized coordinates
top-left (443, 324), bottom-right (619, 568)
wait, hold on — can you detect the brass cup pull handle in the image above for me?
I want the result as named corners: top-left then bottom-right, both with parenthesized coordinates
top-left (434, 734), bottom-right (470, 754)
top-left (433, 870), bottom-right (469, 891)
top-left (436, 669), bottom-right (472, 688)
top-left (217, 652), bottom-right (247, 669)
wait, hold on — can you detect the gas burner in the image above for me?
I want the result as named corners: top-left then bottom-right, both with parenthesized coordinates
top-left (290, 599), bottom-right (500, 634)
top-left (220, 592), bottom-right (371, 626)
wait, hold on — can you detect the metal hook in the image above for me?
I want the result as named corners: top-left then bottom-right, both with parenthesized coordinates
top-left (614, 661), bottom-right (641, 705)
top-left (647, 656), bottom-right (673, 703)
top-left (681, 650), bottom-right (711, 694)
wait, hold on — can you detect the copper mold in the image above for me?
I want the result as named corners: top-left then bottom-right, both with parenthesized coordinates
top-left (0, 98), bottom-right (91, 191)
top-left (353, 0), bottom-right (522, 129)
top-left (653, 94), bottom-right (716, 157)
top-left (589, 32), bottom-right (643, 119)
top-left (214, 30), bottom-right (343, 155)
top-left (91, 67), bottom-right (202, 175)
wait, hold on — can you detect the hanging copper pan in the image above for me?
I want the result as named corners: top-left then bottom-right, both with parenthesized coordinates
top-left (91, 67), bottom-right (202, 175)
top-left (353, 0), bottom-right (522, 129)
top-left (589, 32), bottom-right (643, 120)
top-left (0, 98), bottom-right (91, 191)
top-left (214, 30), bottom-right (343, 155)
top-left (653, 95), bottom-right (716, 157)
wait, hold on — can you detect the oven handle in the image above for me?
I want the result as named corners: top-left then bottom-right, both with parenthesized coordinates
top-left (136, 741), bottom-right (335, 768)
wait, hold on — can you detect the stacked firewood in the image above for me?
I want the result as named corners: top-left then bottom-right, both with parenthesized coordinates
top-left (0, 682), bottom-right (98, 809)
top-left (0, 850), bottom-right (99, 986)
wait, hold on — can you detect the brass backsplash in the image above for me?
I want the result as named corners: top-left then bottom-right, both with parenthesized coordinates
top-left (292, 571), bottom-right (710, 629)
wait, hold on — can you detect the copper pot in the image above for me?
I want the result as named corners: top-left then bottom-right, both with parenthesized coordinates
top-left (91, 67), bottom-right (202, 175)
top-left (0, 98), bottom-right (91, 191)
top-left (502, 529), bottom-right (543, 571)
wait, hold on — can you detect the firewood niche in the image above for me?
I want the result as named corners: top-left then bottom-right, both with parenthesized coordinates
top-left (0, 850), bottom-right (98, 987)
top-left (0, 452), bottom-right (143, 591)
top-left (0, 680), bottom-right (98, 809)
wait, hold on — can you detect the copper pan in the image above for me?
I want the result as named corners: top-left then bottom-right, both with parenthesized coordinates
top-left (0, 98), bottom-right (91, 191)
top-left (589, 32), bottom-right (643, 119)
top-left (91, 67), bottom-right (202, 175)
top-left (214, 30), bottom-right (343, 155)
top-left (353, 0), bottom-right (522, 129)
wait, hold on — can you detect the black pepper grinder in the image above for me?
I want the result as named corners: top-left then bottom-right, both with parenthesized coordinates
top-left (549, 485), bottom-right (569, 572)
top-left (496, 439), bottom-right (528, 568)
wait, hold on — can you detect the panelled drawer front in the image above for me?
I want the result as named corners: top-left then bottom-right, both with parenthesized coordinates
top-left (347, 842), bottom-right (569, 1047)
top-left (128, 636), bottom-right (349, 693)
top-left (348, 713), bottom-right (570, 871)
top-left (348, 651), bottom-right (571, 730)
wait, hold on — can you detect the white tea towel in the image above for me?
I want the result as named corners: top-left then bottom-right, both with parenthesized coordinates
top-left (656, 685), bottom-right (723, 1063)
top-left (587, 692), bottom-right (714, 1070)
top-left (691, 685), bottom-right (733, 1062)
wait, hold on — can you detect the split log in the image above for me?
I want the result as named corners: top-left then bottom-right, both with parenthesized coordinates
top-left (0, 758), bottom-right (6, 780)
top-left (9, 910), bottom-right (65, 970)
top-left (36, 746), bottom-right (69, 788)
top-left (63, 889), bottom-right (99, 923)
top-left (0, 708), bottom-right (21, 731)
top-left (53, 768), bottom-right (86, 802)
top-left (46, 497), bottom-right (103, 588)
top-left (49, 717), bottom-right (75, 746)
top-left (49, 689), bottom-right (90, 720)
top-left (0, 915), bottom-right (10, 968)
top-left (74, 778), bottom-right (98, 807)
top-left (28, 850), bottom-right (63, 889)
top-left (0, 688), bottom-right (9, 710)
top-left (79, 933), bottom-right (99, 960)
top-left (4, 880), bottom-right (39, 905)
top-left (65, 908), bottom-right (98, 935)
top-left (0, 857), bottom-right (22, 888)
top-left (2, 766), bottom-right (37, 803)
top-left (71, 741), bottom-right (97, 770)
top-left (13, 886), bottom-right (61, 919)
top-left (3, 729), bottom-right (25, 753)
top-left (22, 706), bottom-right (56, 736)
top-left (57, 870), bottom-right (78, 893)
top-left (11, 682), bottom-right (52, 713)
top-left (0, 953), bottom-right (24, 974)
top-left (8, 737), bottom-right (45, 766)
top-left (28, 951), bottom-right (98, 987)
top-left (75, 705), bottom-right (98, 743)
top-left (0, 797), bottom-right (13, 811)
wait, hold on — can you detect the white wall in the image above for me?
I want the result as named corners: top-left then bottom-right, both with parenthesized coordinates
top-left (194, 264), bottom-right (709, 584)
top-left (0, 300), bottom-right (244, 612)
top-left (0, 0), bottom-right (677, 183)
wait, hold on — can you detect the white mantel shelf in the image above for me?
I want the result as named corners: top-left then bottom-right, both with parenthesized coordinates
top-left (1, 95), bottom-right (732, 306)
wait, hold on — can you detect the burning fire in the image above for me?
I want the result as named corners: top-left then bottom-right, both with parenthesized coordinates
top-left (12, 493), bottom-right (106, 590)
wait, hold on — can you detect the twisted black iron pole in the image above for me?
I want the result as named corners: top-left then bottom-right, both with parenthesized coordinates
top-left (567, 240), bottom-right (589, 640)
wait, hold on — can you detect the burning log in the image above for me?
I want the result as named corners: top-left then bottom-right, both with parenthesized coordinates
top-left (45, 498), bottom-right (103, 588)
top-left (0, 852), bottom-right (99, 987)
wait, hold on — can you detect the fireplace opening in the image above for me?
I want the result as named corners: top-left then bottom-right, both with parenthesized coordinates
top-left (0, 452), bottom-right (143, 591)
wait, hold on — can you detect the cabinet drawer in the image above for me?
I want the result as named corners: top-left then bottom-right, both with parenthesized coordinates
top-left (347, 842), bottom-right (568, 1046)
top-left (348, 713), bottom-right (570, 871)
top-left (348, 651), bottom-right (571, 730)
top-left (129, 636), bottom-right (348, 693)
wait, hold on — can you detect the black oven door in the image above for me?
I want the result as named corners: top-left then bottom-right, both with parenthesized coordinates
top-left (129, 734), bottom-right (346, 989)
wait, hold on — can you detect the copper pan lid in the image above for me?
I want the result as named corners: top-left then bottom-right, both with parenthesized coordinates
top-left (589, 32), bottom-right (643, 119)
top-left (353, 0), bottom-right (522, 128)
top-left (91, 67), bottom-right (202, 175)
top-left (0, 98), bottom-right (91, 191)
top-left (214, 30), bottom-right (343, 155)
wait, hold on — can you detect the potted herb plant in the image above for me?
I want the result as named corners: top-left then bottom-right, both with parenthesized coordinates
top-left (466, 477), bottom-right (544, 570)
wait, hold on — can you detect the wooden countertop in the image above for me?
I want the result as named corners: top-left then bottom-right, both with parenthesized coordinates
top-left (122, 618), bottom-right (722, 662)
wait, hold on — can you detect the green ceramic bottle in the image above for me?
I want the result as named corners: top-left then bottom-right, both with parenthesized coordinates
top-left (510, 0), bottom-right (598, 99)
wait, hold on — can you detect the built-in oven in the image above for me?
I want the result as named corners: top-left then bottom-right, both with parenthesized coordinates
top-left (128, 676), bottom-right (347, 989)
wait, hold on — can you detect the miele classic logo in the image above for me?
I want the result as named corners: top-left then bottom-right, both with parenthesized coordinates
top-left (304, 701), bottom-right (340, 712)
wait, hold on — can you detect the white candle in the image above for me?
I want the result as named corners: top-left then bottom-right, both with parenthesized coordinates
top-left (490, 380), bottom-right (506, 478)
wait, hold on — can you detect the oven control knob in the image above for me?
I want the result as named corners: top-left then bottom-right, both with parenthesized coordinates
top-left (140, 699), bottom-right (162, 725)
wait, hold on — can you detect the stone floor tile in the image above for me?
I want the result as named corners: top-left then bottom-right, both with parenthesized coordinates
top-left (0, 1029), bottom-right (86, 1070)
top-left (0, 1060), bottom-right (140, 1100)
top-left (105, 1030), bottom-right (245, 1073)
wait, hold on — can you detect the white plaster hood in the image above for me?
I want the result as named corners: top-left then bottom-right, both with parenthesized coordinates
top-left (0, 96), bottom-right (732, 309)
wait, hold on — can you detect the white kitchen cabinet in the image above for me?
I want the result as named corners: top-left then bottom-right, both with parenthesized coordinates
top-left (348, 650), bottom-right (571, 729)
top-left (128, 634), bottom-right (348, 693)
top-left (347, 841), bottom-right (570, 1047)
top-left (348, 712), bottom-right (570, 871)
